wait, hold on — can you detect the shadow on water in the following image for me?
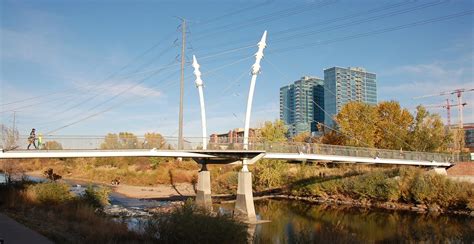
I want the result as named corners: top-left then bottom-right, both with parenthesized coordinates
top-left (247, 199), bottom-right (474, 243)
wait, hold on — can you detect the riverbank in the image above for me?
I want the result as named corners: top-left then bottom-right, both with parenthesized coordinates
top-left (27, 170), bottom-right (196, 199)
top-left (26, 165), bottom-right (474, 217)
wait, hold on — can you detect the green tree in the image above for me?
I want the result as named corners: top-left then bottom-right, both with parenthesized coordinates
top-left (335, 102), bottom-right (378, 147)
top-left (374, 101), bottom-right (413, 150)
top-left (143, 132), bottom-right (167, 149)
top-left (408, 106), bottom-right (451, 152)
top-left (259, 120), bottom-right (288, 143)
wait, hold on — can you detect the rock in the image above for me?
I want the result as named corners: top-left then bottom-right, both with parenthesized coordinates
top-left (470, 211), bottom-right (474, 217)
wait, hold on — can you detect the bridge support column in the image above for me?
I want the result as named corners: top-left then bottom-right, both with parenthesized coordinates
top-left (196, 164), bottom-right (212, 208)
top-left (234, 159), bottom-right (257, 222)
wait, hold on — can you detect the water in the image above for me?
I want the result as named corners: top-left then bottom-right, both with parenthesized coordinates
top-left (2, 173), bottom-right (472, 242)
top-left (244, 199), bottom-right (474, 243)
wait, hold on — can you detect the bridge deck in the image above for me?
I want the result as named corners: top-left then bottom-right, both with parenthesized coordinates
top-left (0, 149), bottom-right (452, 167)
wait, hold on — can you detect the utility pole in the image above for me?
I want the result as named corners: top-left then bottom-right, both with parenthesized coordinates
top-left (456, 90), bottom-right (463, 129)
top-left (12, 111), bottom-right (16, 135)
top-left (178, 18), bottom-right (186, 150)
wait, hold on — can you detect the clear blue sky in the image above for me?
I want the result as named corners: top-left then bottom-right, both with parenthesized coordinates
top-left (1, 0), bottom-right (473, 137)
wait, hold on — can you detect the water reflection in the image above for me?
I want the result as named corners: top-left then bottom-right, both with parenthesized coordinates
top-left (250, 199), bottom-right (474, 243)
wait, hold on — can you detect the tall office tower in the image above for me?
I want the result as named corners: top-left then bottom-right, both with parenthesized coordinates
top-left (280, 76), bottom-right (324, 137)
top-left (323, 67), bottom-right (377, 126)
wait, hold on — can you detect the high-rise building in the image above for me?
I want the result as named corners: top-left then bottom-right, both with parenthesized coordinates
top-left (280, 76), bottom-right (324, 136)
top-left (323, 67), bottom-right (377, 125)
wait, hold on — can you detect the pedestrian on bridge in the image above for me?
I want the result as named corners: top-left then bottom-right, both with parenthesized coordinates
top-left (37, 133), bottom-right (43, 150)
top-left (27, 128), bottom-right (37, 150)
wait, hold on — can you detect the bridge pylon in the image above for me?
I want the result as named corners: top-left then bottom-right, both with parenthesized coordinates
top-left (195, 162), bottom-right (212, 208)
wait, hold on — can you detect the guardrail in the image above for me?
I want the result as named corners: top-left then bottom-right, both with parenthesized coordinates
top-left (1, 135), bottom-right (469, 162)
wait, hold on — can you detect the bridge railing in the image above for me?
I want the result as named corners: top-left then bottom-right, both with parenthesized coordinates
top-left (207, 142), bottom-right (467, 163)
top-left (3, 135), bottom-right (468, 162)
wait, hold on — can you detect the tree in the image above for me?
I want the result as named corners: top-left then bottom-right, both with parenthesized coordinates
top-left (101, 133), bottom-right (120, 149)
top-left (407, 106), bottom-right (451, 152)
top-left (258, 120), bottom-right (288, 143)
top-left (43, 141), bottom-right (63, 150)
top-left (319, 125), bottom-right (344, 145)
top-left (143, 132), bottom-right (167, 149)
top-left (292, 132), bottom-right (318, 143)
top-left (335, 102), bottom-right (378, 147)
top-left (0, 123), bottom-right (19, 150)
top-left (374, 101), bottom-right (413, 150)
top-left (100, 132), bottom-right (138, 149)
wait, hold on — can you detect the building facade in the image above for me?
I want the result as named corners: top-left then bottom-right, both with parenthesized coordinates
top-left (323, 67), bottom-right (377, 125)
top-left (280, 76), bottom-right (324, 137)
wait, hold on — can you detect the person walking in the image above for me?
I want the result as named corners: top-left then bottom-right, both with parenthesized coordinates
top-left (27, 128), bottom-right (37, 149)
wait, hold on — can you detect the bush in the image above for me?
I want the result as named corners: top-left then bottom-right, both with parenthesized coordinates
top-left (27, 182), bottom-right (73, 204)
top-left (81, 185), bottom-right (110, 208)
top-left (346, 170), bottom-right (399, 201)
top-left (144, 200), bottom-right (248, 243)
top-left (253, 160), bottom-right (288, 190)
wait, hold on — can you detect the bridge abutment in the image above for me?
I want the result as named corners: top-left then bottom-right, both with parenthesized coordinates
top-left (196, 164), bottom-right (212, 208)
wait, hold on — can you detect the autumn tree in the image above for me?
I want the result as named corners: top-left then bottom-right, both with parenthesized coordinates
top-left (43, 141), bottom-right (63, 150)
top-left (334, 102), bottom-right (378, 147)
top-left (143, 132), bottom-right (167, 149)
top-left (258, 120), bottom-right (288, 143)
top-left (374, 101), bottom-right (413, 150)
top-left (292, 131), bottom-right (318, 143)
top-left (407, 106), bottom-right (451, 152)
top-left (319, 124), bottom-right (344, 145)
top-left (329, 102), bottom-right (451, 152)
top-left (101, 132), bottom-right (139, 149)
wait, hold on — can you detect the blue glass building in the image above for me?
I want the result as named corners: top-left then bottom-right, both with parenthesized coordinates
top-left (323, 67), bottom-right (377, 126)
top-left (280, 76), bottom-right (324, 137)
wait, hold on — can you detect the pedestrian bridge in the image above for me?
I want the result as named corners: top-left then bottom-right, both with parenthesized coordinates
top-left (1, 135), bottom-right (466, 166)
top-left (1, 135), bottom-right (469, 222)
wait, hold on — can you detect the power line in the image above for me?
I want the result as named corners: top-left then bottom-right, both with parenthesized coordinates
top-left (44, 55), bottom-right (254, 134)
top-left (198, 0), bottom-right (275, 25)
top-left (192, 0), bottom-right (337, 41)
top-left (268, 10), bottom-right (474, 53)
top-left (272, 0), bottom-right (447, 43)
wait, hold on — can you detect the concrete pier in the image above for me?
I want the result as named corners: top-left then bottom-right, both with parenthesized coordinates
top-left (235, 170), bottom-right (257, 222)
top-left (196, 165), bottom-right (212, 208)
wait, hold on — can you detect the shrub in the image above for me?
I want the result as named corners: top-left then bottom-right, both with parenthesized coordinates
top-left (143, 200), bottom-right (248, 243)
top-left (27, 182), bottom-right (73, 204)
top-left (253, 160), bottom-right (288, 190)
top-left (81, 185), bottom-right (110, 208)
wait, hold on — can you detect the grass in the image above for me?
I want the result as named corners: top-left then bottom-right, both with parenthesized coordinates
top-left (143, 200), bottom-right (249, 243)
top-left (0, 181), bottom-right (250, 243)
top-left (0, 182), bottom-right (142, 243)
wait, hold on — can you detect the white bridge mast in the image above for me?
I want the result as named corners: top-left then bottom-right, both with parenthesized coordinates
top-left (192, 55), bottom-right (208, 150)
top-left (243, 31), bottom-right (267, 151)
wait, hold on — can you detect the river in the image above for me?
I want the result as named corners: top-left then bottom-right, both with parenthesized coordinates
top-left (244, 199), bottom-right (474, 243)
top-left (1, 174), bottom-right (473, 243)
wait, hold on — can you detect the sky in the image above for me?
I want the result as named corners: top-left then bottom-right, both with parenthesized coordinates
top-left (1, 0), bottom-right (473, 139)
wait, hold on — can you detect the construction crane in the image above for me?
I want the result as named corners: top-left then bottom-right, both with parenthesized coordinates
top-left (424, 99), bottom-right (467, 127)
top-left (414, 88), bottom-right (474, 128)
